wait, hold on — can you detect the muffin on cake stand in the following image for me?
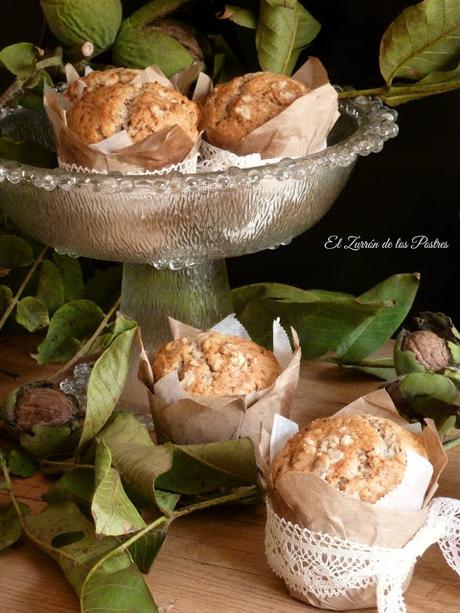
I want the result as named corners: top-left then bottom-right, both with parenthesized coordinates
top-left (0, 95), bottom-right (398, 413)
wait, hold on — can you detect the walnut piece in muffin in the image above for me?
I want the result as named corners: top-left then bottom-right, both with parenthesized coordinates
top-left (66, 68), bottom-right (200, 145)
top-left (201, 72), bottom-right (310, 153)
top-left (151, 331), bottom-right (281, 396)
top-left (271, 414), bottom-right (429, 504)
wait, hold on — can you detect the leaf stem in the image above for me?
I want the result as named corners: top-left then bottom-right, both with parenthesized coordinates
top-left (81, 514), bottom-right (169, 599)
top-left (338, 87), bottom-right (387, 99)
top-left (0, 245), bottom-right (47, 333)
top-left (81, 484), bottom-right (259, 601)
top-left (172, 485), bottom-right (260, 519)
top-left (48, 296), bottom-right (121, 382)
top-left (40, 458), bottom-right (95, 472)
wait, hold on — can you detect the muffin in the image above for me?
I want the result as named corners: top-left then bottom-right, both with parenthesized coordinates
top-left (66, 67), bottom-right (200, 146)
top-left (202, 72), bottom-right (310, 153)
top-left (271, 414), bottom-right (428, 504)
top-left (151, 330), bottom-right (281, 396)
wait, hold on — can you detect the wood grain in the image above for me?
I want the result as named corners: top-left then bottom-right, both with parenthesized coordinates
top-left (0, 335), bottom-right (459, 613)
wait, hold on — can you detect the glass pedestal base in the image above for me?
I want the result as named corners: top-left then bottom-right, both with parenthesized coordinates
top-left (118, 260), bottom-right (233, 415)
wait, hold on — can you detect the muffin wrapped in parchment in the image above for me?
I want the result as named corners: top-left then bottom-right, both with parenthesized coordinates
top-left (261, 389), bottom-right (460, 612)
top-left (138, 314), bottom-right (301, 446)
top-left (198, 57), bottom-right (339, 171)
top-left (44, 65), bottom-right (204, 174)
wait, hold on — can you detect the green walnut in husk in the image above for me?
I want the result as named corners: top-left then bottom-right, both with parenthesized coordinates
top-left (112, 0), bottom-right (206, 76)
top-left (1, 381), bottom-right (82, 458)
top-left (387, 373), bottom-right (460, 446)
top-left (40, 0), bottom-right (123, 58)
top-left (394, 311), bottom-right (460, 375)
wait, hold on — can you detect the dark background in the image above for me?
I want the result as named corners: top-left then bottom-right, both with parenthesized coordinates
top-left (1, 0), bottom-right (459, 321)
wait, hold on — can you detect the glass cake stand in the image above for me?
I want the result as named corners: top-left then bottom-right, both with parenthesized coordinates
top-left (0, 95), bottom-right (398, 412)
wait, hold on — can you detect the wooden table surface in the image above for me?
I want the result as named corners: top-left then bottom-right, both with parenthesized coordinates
top-left (0, 336), bottom-right (459, 613)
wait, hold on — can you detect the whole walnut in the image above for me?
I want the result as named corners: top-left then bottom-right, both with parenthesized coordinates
top-left (402, 330), bottom-right (450, 372)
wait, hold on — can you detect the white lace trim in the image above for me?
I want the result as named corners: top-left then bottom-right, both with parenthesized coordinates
top-left (58, 155), bottom-right (197, 176)
top-left (265, 497), bottom-right (460, 613)
top-left (197, 141), bottom-right (280, 172)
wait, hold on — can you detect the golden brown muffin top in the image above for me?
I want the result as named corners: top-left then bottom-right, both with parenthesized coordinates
top-left (271, 414), bottom-right (428, 504)
top-left (202, 72), bottom-right (309, 152)
top-left (152, 330), bottom-right (281, 397)
top-left (66, 68), bottom-right (200, 145)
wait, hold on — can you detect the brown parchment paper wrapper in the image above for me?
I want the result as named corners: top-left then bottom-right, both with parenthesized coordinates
top-left (262, 388), bottom-right (448, 610)
top-left (44, 64), bottom-right (207, 174)
top-left (200, 56), bottom-right (339, 170)
top-left (138, 314), bottom-right (301, 446)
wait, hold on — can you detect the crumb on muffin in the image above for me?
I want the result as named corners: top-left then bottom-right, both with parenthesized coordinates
top-left (66, 68), bottom-right (200, 145)
top-left (151, 330), bottom-right (281, 396)
top-left (271, 414), bottom-right (428, 504)
top-left (202, 72), bottom-right (309, 152)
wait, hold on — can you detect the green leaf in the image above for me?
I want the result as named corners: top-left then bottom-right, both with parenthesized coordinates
top-left (0, 285), bottom-right (13, 315)
top-left (0, 136), bottom-right (56, 168)
top-left (77, 316), bottom-right (138, 450)
top-left (286, 2), bottom-right (321, 75)
top-left (0, 502), bottom-right (29, 551)
top-left (128, 0), bottom-right (190, 27)
top-left (92, 439), bottom-right (146, 536)
top-left (0, 235), bottom-right (33, 268)
top-left (43, 469), bottom-right (94, 516)
top-left (127, 528), bottom-right (169, 573)
top-left (380, 0), bottom-right (460, 85)
top-left (85, 265), bottom-right (122, 312)
top-left (7, 449), bottom-right (38, 477)
top-left (36, 300), bottom-right (105, 365)
top-left (157, 438), bottom-right (258, 495)
top-left (100, 413), bottom-right (173, 511)
top-left (399, 372), bottom-right (460, 406)
top-left (0, 42), bottom-right (39, 77)
top-left (417, 58), bottom-right (460, 85)
top-left (218, 5), bottom-right (257, 29)
top-left (19, 425), bottom-right (74, 458)
top-left (256, 0), bottom-right (298, 74)
top-left (15, 296), bottom-right (49, 332)
top-left (36, 260), bottom-right (65, 314)
top-left (233, 283), bottom-right (386, 358)
top-left (24, 502), bottom-right (158, 612)
top-left (210, 34), bottom-right (245, 83)
top-left (337, 273), bottom-right (420, 362)
top-left (52, 253), bottom-right (84, 301)
top-left (101, 413), bottom-right (259, 504)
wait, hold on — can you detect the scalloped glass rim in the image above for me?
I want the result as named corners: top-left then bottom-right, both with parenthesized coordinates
top-left (0, 95), bottom-right (398, 193)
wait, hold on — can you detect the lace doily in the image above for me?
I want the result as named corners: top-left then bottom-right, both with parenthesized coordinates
top-left (265, 497), bottom-right (460, 613)
top-left (58, 154), bottom-right (198, 176)
top-left (197, 141), bottom-right (280, 172)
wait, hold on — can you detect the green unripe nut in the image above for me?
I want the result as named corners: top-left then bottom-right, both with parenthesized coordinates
top-left (40, 0), bottom-right (123, 56)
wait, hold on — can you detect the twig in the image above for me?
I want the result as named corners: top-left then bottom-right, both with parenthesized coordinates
top-left (48, 296), bottom-right (121, 382)
top-left (81, 484), bottom-right (259, 600)
top-left (443, 438), bottom-right (460, 451)
top-left (0, 245), bottom-right (48, 332)
top-left (0, 79), bottom-right (22, 107)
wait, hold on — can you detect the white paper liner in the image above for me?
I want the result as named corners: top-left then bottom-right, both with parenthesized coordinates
top-left (265, 496), bottom-right (460, 613)
top-left (197, 141), bottom-right (281, 173)
top-left (260, 389), bottom-right (450, 610)
top-left (138, 314), bottom-right (301, 446)
top-left (202, 57), bottom-right (339, 164)
top-left (59, 151), bottom-right (198, 176)
top-left (45, 64), bottom-right (204, 174)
